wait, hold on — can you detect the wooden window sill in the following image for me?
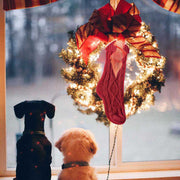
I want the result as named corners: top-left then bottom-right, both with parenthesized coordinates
top-left (0, 171), bottom-right (180, 180)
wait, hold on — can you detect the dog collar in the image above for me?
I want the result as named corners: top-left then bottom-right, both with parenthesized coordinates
top-left (62, 161), bottom-right (89, 169)
top-left (23, 130), bottom-right (45, 136)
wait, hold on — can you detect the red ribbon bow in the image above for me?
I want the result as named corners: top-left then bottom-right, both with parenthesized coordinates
top-left (76, 0), bottom-right (142, 64)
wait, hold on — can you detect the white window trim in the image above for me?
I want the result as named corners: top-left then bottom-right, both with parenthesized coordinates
top-left (0, 0), bottom-right (180, 178)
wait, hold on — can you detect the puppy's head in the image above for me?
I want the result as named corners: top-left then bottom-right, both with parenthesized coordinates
top-left (14, 100), bottom-right (55, 131)
top-left (14, 100), bottom-right (55, 119)
top-left (55, 128), bottom-right (98, 162)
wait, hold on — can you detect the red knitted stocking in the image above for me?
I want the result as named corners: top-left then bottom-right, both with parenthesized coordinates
top-left (96, 40), bottom-right (129, 125)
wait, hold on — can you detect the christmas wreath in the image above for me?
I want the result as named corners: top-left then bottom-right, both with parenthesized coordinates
top-left (60, 0), bottom-right (166, 126)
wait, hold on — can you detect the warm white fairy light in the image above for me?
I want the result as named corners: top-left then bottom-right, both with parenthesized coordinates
top-left (67, 67), bottom-right (73, 72)
top-left (70, 83), bottom-right (77, 88)
top-left (147, 67), bottom-right (155, 75)
top-left (75, 49), bottom-right (80, 55)
top-left (88, 82), bottom-right (95, 88)
top-left (152, 42), bottom-right (158, 48)
top-left (76, 88), bottom-right (93, 106)
top-left (89, 105), bottom-right (96, 111)
top-left (134, 89), bottom-right (140, 95)
top-left (80, 58), bottom-right (84, 63)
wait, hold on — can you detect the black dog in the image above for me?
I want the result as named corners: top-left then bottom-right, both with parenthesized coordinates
top-left (14, 100), bottom-right (55, 180)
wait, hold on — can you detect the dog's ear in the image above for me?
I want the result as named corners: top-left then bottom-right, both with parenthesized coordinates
top-left (43, 101), bottom-right (55, 119)
top-left (55, 137), bottom-right (63, 151)
top-left (14, 101), bottom-right (26, 119)
top-left (89, 140), bottom-right (98, 154)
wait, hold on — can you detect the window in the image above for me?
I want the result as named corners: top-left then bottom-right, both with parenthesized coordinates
top-left (5, 0), bottom-right (109, 170)
top-left (1, 0), bottom-right (180, 178)
top-left (122, 1), bottom-right (180, 163)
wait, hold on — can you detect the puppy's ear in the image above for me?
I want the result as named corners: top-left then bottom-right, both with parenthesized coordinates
top-left (89, 140), bottom-right (98, 154)
top-left (14, 101), bottom-right (26, 119)
top-left (43, 101), bottom-right (55, 119)
top-left (55, 137), bottom-right (63, 152)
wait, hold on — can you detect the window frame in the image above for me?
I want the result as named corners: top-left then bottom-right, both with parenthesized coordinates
top-left (0, 0), bottom-right (180, 178)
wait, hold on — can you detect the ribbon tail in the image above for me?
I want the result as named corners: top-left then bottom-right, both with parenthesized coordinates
top-left (153, 0), bottom-right (180, 14)
top-left (79, 34), bottom-right (108, 65)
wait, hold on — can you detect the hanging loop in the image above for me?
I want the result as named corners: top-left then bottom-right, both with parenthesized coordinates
top-left (110, 0), bottom-right (121, 10)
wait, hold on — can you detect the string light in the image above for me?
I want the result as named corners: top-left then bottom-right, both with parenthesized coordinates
top-left (59, 22), bottom-right (166, 126)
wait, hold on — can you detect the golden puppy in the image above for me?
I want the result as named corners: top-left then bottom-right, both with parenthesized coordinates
top-left (55, 128), bottom-right (98, 180)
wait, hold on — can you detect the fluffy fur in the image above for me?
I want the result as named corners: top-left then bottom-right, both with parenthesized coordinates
top-left (55, 128), bottom-right (98, 180)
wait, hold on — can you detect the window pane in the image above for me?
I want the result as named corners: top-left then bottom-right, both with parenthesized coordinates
top-left (6, 0), bottom-right (109, 168)
top-left (122, 0), bottom-right (180, 162)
